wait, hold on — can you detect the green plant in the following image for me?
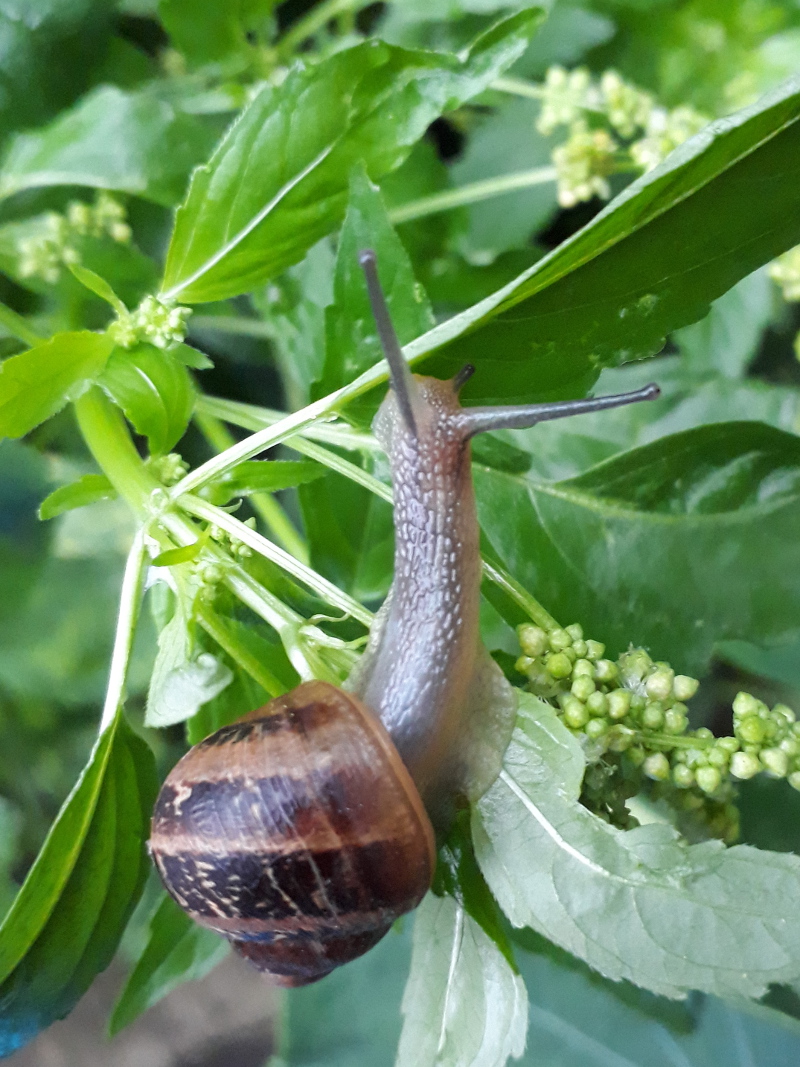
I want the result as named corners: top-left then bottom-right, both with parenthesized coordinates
top-left (2, 1), bottom-right (800, 1065)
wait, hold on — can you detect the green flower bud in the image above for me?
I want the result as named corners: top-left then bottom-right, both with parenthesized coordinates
top-left (549, 628), bottom-right (572, 651)
top-left (694, 727), bottom-right (714, 742)
top-left (774, 703), bottom-right (796, 724)
top-left (626, 745), bottom-right (646, 768)
top-left (199, 563), bottom-right (224, 584)
top-left (730, 751), bottom-right (761, 780)
top-left (696, 766), bottom-right (722, 795)
top-left (619, 649), bottom-right (652, 686)
top-left (788, 771), bottom-right (800, 792)
top-left (563, 645), bottom-right (578, 662)
top-left (571, 675), bottom-right (596, 701)
top-left (760, 748), bottom-right (789, 778)
top-left (545, 652), bottom-right (573, 679)
top-left (573, 658), bottom-right (595, 678)
top-left (780, 738), bottom-right (800, 758)
top-left (645, 668), bottom-right (674, 702)
top-left (594, 659), bottom-right (618, 683)
top-left (630, 693), bottom-right (647, 712)
top-left (707, 746), bottom-right (729, 769)
top-left (571, 639), bottom-right (588, 658)
top-left (672, 675), bottom-right (699, 701)
top-left (585, 717), bottom-right (609, 740)
top-left (732, 692), bottom-right (760, 718)
top-left (717, 736), bottom-right (740, 754)
top-left (643, 752), bottom-right (670, 781)
top-left (607, 689), bottom-right (631, 720)
top-left (685, 748), bottom-right (707, 769)
top-left (585, 640), bottom-right (605, 661)
top-left (565, 623), bottom-right (584, 642)
top-left (672, 764), bottom-right (695, 788)
top-left (515, 655), bottom-right (535, 675)
top-left (518, 624), bottom-right (548, 658)
top-left (562, 697), bottom-right (590, 729)
top-left (606, 725), bottom-right (635, 752)
top-left (586, 691), bottom-right (608, 717)
top-left (663, 709), bottom-right (688, 735)
top-left (642, 702), bottom-right (665, 730)
top-left (736, 715), bottom-right (766, 745)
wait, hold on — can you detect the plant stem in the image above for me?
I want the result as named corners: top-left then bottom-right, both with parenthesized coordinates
top-left (277, 0), bottom-right (371, 58)
top-left (179, 493), bottom-right (373, 627)
top-left (195, 601), bottom-right (286, 698)
top-left (490, 76), bottom-right (543, 101)
top-left (193, 410), bottom-right (310, 564)
top-left (388, 166), bottom-right (557, 225)
top-left (99, 531), bottom-right (147, 734)
top-left (481, 560), bottom-right (560, 631)
top-left (73, 387), bottom-right (159, 515)
top-left (0, 303), bottom-right (44, 347)
top-left (190, 315), bottom-right (277, 340)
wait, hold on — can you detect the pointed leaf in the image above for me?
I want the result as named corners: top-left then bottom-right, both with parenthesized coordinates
top-left (38, 474), bottom-right (117, 520)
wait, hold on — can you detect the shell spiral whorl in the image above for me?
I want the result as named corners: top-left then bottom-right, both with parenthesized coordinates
top-left (149, 681), bottom-right (436, 986)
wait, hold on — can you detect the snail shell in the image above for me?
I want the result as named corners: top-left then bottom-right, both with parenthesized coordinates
top-left (149, 681), bottom-right (436, 986)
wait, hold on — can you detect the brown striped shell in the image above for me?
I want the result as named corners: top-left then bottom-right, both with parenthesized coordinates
top-left (149, 681), bottom-right (436, 987)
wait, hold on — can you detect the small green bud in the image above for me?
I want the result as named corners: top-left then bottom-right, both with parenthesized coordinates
top-left (571, 639), bottom-right (588, 658)
top-left (606, 725), bottom-right (635, 752)
top-left (788, 771), bottom-right (800, 792)
top-left (573, 658), bottom-right (595, 678)
top-left (549, 628), bottom-right (572, 651)
top-left (545, 652), bottom-right (573, 679)
top-left (730, 751), bottom-right (761, 780)
top-left (562, 697), bottom-right (590, 729)
top-left (685, 748), bottom-right (707, 769)
top-left (585, 717), bottom-right (609, 740)
top-left (696, 766), bottom-right (722, 795)
top-left (594, 659), bottom-right (618, 683)
top-left (518, 624), bottom-right (548, 658)
top-left (717, 736), bottom-right (740, 755)
top-left (733, 692), bottom-right (760, 718)
top-left (630, 693), bottom-right (647, 712)
top-left (641, 702), bottom-right (665, 730)
top-left (607, 689), bottom-right (631, 720)
top-left (736, 715), bottom-right (766, 745)
top-left (571, 675), bottom-right (596, 701)
top-left (619, 649), bottom-right (652, 685)
top-left (760, 748), bottom-right (789, 778)
top-left (780, 738), bottom-right (800, 757)
top-left (199, 562), bottom-right (224, 584)
top-left (645, 668), bottom-right (674, 702)
top-left (707, 746), bottom-right (729, 769)
top-left (774, 703), bottom-right (796, 724)
top-left (626, 745), bottom-right (645, 768)
top-left (585, 640), bottom-right (605, 661)
top-left (586, 691), bottom-right (608, 717)
top-left (694, 727), bottom-right (713, 742)
top-left (515, 655), bottom-right (535, 675)
top-left (672, 675), bottom-right (699, 701)
top-left (565, 623), bottom-right (584, 642)
top-left (672, 764), bottom-right (695, 788)
top-left (643, 752), bottom-right (670, 781)
top-left (663, 709), bottom-right (688, 735)
top-left (563, 645), bottom-right (578, 663)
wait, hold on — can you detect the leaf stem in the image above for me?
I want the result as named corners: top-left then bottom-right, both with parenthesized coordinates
top-left (0, 302), bottom-right (44, 347)
top-left (99, 531), bottom-right (147, 734)
top-left (193, 409), bottom-right (310, 564)
top-left (388, 166), bottom-right (557, 225)
top-left (481, 560), bottom-right (560, 632)
top-left (489, 76), bottom-right (543, 101)
top-left (277, 0), bottom-right (371, 58)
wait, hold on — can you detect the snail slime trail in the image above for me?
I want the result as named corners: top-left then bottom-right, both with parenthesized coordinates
top-left (149, 251), bottom-right (660, 987)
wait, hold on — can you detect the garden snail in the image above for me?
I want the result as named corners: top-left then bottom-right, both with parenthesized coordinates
top-left (150, 251), bottom-right (659, 986)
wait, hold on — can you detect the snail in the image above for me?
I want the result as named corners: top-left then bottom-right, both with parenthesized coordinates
top-left (149, 250), bottom-right (659, 986)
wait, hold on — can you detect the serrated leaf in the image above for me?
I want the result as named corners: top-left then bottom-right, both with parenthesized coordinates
top-left (38, 473), bottom-right (117, 520)
top-left (474, 693), bottom-right (800, 999)
top-left (315, 164), bottom-right (434, 399)
top-left (218, 459), bottom-right (324, 500)
top-left (397, 75), bottom-right (800, 406)
top-left (0, 85), bottom-right (223, 207)
top-left (146, 608), bottom-right (233, 728)
top-left (476, 421), bottom-right (800, 673)
top-left (99, 343), bottom-right (195, 456)
top-left (160, 11), bottom-right (542, 303)
top-left (172, 342), bottom-right (213, 370)
top-left (0, 331), bottom-right (114, 440)
top-left (0, 714), bottom-right (157, 1055)
top-left (109, 890), bottom-right (229, 1035)
top-left (397, 893), bottom-right (528, 1067)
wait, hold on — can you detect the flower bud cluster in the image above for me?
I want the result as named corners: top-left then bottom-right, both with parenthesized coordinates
top-left (108, 295), bottom-right (192, 351)
top-left (768, 245), bottom-right (800, 302)
top-left (18, 193), bottom-right (131, 284)
top-left (209, 517), bottom-right (255, 561)
top-left (515, 623), bottom-right (800, 806)
top-left (533, 65), bottom-right (707, 208)
top-left (146, 453), bottom-right (189, 486)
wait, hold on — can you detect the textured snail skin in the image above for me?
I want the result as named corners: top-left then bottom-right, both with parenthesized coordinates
top-left (150, 682), bottom-right (436, 986)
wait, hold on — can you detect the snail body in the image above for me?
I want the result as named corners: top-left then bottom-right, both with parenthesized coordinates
top-left (150, 250), bottom-right (659, 985)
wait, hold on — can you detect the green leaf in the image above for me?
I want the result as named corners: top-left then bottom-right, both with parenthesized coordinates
top-left (109, 890), bottom-right (229, 1035)
top-left (400, 75), bottom-right (800, 405)
top-left (38, 473), bottom-right (117, 520)
top-left (99, 343), bottom-right (195, 456)
top-left (146, 607), bottom-right (233, 728)
top-left (151, 529), bottom-right (210, 567)
top-left (674, 267), bottom-right (775, 379)
top-left (315, 164), bottom-right (435, 400)
top-left (0, 331), bottom-right (114, 440)
top-left (159, 0), bottom-right (275, 64)
top-left (0, 85), bottom-right (222, 207)
top-left (716, 635), bottom-right (800, 692)
top-left (68, 263), bottom-right (127, 314)
top-left (218, 459), bottom-right (324, 500)
top-left (476, 421), bottom-right (800, 673)
top-left (516, 933), bottom-right (800, 1066)
top-left (397, 894), bottom-right (528, 1067)
top-left (0, 714), bottom-right (157, 1056)
top-left (474, 693), bottom-right (800, 999)
top-left (172, 342), bottom-right (213, 370)
top-left (160, 11), bottom-right (543, 303)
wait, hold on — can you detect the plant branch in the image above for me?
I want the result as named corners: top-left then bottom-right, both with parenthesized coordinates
top-left (388, 166), bottom-right (557, 225)
top-left (0, 302), bottom-right (45, 347)
top-left (99, 530), bottom-right (147, 734)
top-left (489, 75), bottom-right (543, 101)
top-left (277, 0), bottom-right (372, 58)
